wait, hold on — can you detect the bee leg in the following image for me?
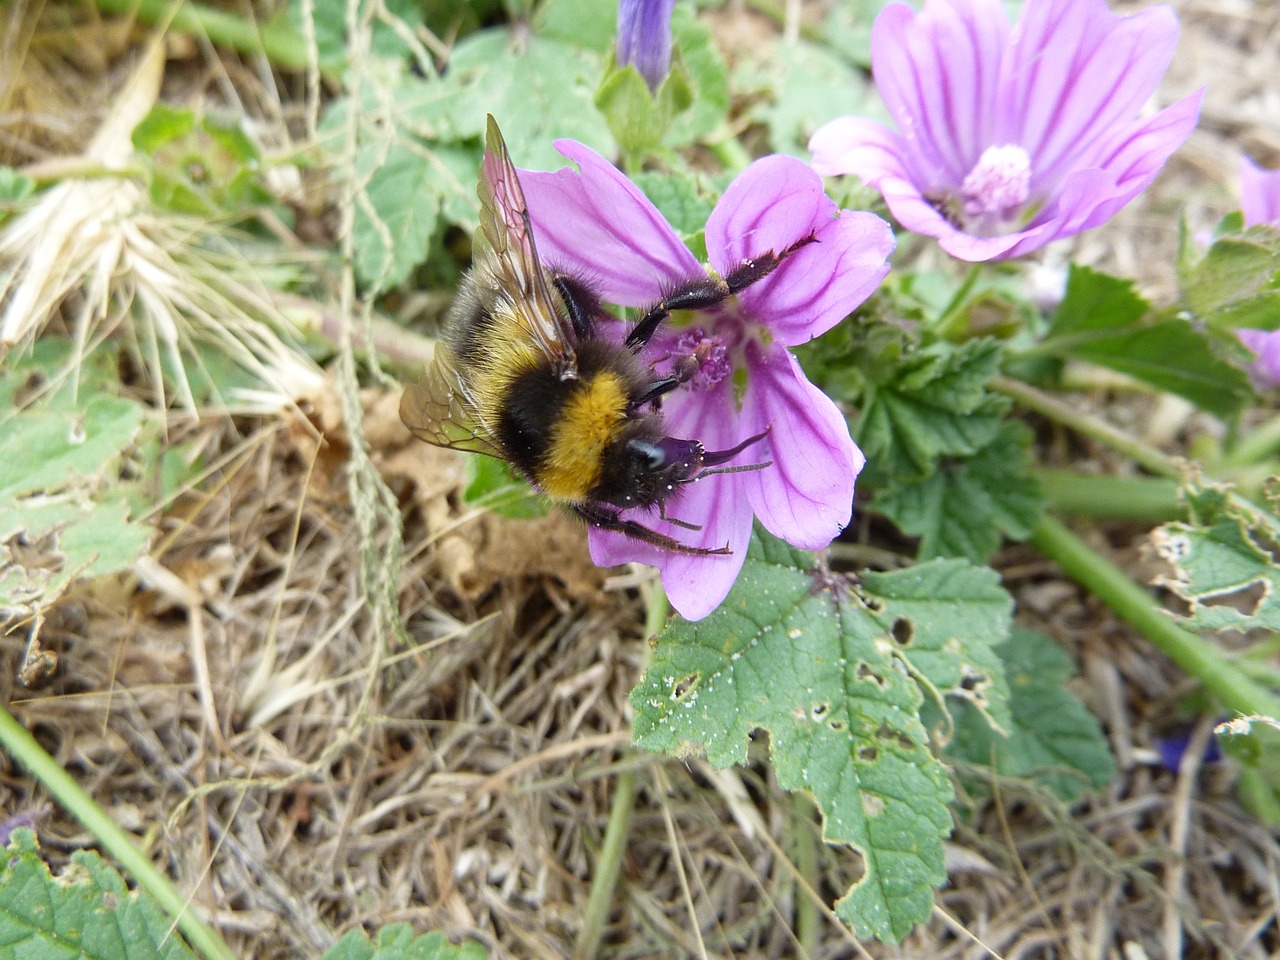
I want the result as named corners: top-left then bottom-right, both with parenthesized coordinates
top-left (625, 232), bottom-right (819, 350)
top-left (574, 504), bottom-right (731, 556)
top-left (631, 355), bottom-right (703, 410)
top-left (551, 272), bottom-right (610, 340)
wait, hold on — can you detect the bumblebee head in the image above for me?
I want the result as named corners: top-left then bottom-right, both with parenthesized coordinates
top-left (594, 425), bottom-right (705, 511)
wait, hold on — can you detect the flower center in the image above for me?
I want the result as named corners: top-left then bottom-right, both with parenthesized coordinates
top-left (960, 145), bottom-right (1031, 218)
top-left (669, 329), bottom-right (731, 392)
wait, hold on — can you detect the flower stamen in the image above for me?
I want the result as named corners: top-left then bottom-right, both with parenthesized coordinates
top-left (960, 144), bottom-right (1032, 219)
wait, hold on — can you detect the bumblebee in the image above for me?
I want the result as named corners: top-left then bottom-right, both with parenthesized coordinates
top-left (400, 116), bottom-right (811, 555)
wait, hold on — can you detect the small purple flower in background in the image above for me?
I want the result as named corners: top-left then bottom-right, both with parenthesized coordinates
top-left (809, 0), bottom-right (1203, 262)
top-left (616, 0), bottom-right (676, 92)
top-left (1240, 155), bottom-right (1280, 229)
top-left (520, 144), bottom-right (894, 619)
top-left (1235, 156), bottom-right (1280, 386)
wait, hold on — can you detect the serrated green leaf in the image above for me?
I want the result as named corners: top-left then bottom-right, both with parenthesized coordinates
top-left (1179, 224), bottom-right (1280, 330)
top-left (872, 420), bottom-right (1044, 564)
top-left (946, 628), bottom-right (1116, 804)
top-left (321, 923), bottom-right (487, 960)
top-left (859, 559), bottom-right (1013, 734)
top-left (632, 531), bottom-right (1013, 942)
top-left (1043, 265), bottom-right (1253, 418)
top-left (0, 829), bottom-right (198, 959)
top-left (855, 339), bottom-right (1009, 484)
top-left (442, 31), bottom-right (613, 171)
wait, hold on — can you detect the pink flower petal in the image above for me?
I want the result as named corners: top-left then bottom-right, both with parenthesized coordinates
top-left (739, 347), bottom-right (861, 549)
top-left (1009, 0), bottom-right (1181, 192)
top-left (706, 156), bottom-right (895, 342)
top-left (1241, 155), bottom-right (1280, 228)
top-left (519, 140), bottom-right (701, 305)
top-left (873, 0), bottom-right (1011, 186)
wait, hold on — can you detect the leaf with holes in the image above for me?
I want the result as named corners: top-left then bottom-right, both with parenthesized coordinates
top-left (945, 628), bottom-right (1115, 804)
top-left (631, 529), bottom-right (1013, 943)
top-left (1151, 485), bottom-right (1280, 632)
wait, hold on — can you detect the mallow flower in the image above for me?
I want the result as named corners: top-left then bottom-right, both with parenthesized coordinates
top-left (1234, 156), bottom-right (1280, 386)
top-left (616, 0), bottom-right (676, 92)
top-left (519, 144), bottom-right (894, 619)
top-left (809, 0), bottom-right (1203, 262)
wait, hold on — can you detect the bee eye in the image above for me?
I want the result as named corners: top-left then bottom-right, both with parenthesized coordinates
top-left (629, 440), bottom-right (667, 472)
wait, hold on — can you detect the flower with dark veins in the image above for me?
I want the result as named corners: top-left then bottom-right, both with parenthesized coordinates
top-left (809, 0), bottom-right (1204, 262)
top-left (520, 143), bottom-right (894, 619)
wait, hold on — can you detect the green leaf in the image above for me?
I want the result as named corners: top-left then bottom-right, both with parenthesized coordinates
top-left (462, 455), bottom-right (547, 520)
top-left (296, 0), bottom-right (425, 70)
top-left (0, 828), bottom-right (198, 959)
top-left (739, 40), bottom-right (872, 156)
top-left (855, 339), bottom-right (1009, 485)
top-left (1042, 265), bottom-right (1253, 418)
top-left (0, 397), bottom-right (145, 501)
top-left (594, 62), bottom-right (692, 165)
top-left (537, 0), bottom-right (617, 52)
top-left (321, 923), bottom-right (487, 960)
top-left (1151, 485), bottom-right (1280, 632)
top-left (665, 3), bottom-right (730, 147)
top-left (0, 165), bottom-right (34, 203)
top-left (1178, 222), bottom-right (1280, 330)
top-left (946, 628), bottom-right (1116, 804)
top-left (632, 531), bottom-right (1013, 942)
top-left (443, 31), bottom-right (613, 171)
top-left (872, 420), bottom-right (1044, 564)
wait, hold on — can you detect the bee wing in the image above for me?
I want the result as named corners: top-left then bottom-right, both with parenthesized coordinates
top-left (478, 115), bottom-right (578, 379)
top-left (399, 346), bottom-right (506, 460)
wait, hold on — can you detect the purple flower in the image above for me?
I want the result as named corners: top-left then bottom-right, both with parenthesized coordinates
top-left (809, 0), bottom-right (1203, 262)
top-left (617, 0), bottom-right (676, 92)
top-left (520, 143), bottom-right (894, 619)
top-left (1240, 155), bottom-right (1280, 229)
top-left (1235, 158), bottom-right (1280, 385)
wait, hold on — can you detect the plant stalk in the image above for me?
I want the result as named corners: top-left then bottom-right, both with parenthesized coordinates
top-left (92, 0), bottom-right (310, 71)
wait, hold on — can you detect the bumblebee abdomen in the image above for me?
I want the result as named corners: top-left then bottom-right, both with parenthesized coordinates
top-left (495, 367), bottom-right (629, 504)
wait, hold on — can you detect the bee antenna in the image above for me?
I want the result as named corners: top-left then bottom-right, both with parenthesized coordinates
top-left (685, 459), bottom-right (773, 483)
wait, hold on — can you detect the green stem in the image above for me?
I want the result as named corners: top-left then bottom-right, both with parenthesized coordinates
top-left (992, 376), bottom-right (1179, 478)
top-left (91, 0), bottom-right (310, 71)
top-left (1221, 413), bottom-right (1280, 470)
top-left (0, 706), bottom-right (236, 960)
top-left (573, 586), bottom-right (668, 960)
top-left (1030, 516), bottom-right (1280, 720)
top-left (791, 799), bottom-right (819, 957)
top-left (1036, 469), bottom-right (1184, 522)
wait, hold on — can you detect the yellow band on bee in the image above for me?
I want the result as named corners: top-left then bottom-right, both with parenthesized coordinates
top-left (540, 371), bottom-right (629, 500)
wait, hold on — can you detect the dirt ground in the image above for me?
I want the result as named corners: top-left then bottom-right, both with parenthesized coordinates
top-left (1, 1), bottom-right (1279, 958)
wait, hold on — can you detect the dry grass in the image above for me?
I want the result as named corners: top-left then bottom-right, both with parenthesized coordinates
top-left (1, 1), bottom-right (1279, 959)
